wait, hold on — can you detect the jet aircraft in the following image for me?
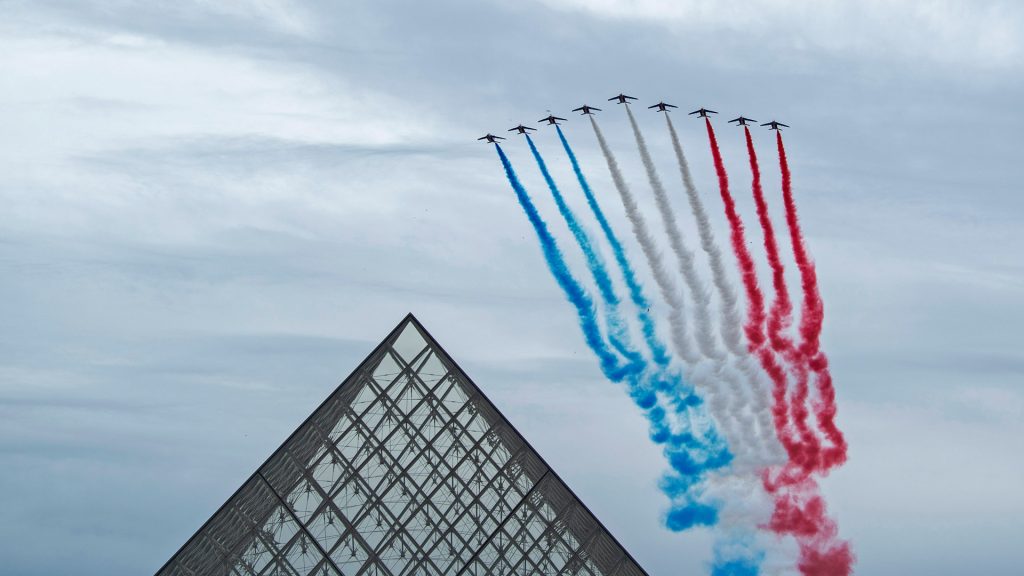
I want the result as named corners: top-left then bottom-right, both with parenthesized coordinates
top-left (761, 120), bottom-right (790, 131)
top-left (572, 104), bottom-right (602, 115)
top-left (608, 93), bottom-right (638, 104)
top-left (728, 116), bottom-right (757, 126)
top-left (649, 102), bottom-right (678, 112)
top-left (689, 108), bottom-right (717, 118)
top-left (508, 124), bottom-right (536, 134)
top-left (478, 134), bottom-right (505, 143)
top-left (539, 115), bottom-right (566, 125)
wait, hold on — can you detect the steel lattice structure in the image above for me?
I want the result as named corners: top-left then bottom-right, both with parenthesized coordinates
top-left (156, 314), bottom-right (649, 576)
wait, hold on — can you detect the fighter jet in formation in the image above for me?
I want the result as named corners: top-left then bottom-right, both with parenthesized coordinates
top-left (508, 124), bottom-right (536, 135)
top-left (572, 104), bottom-right (601, 115)
top-left (479, 98), bottom-right (793, 140)
top-left (761, 120), bottom-right (790, 131)
top-left (648, 102), bottom-right (678, 112)
top-left (689, 108), bottom-right (717, 118)
top-left (539, 115), bottom-right (566, 125)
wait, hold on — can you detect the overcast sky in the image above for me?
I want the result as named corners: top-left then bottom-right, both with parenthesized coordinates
top-left (1, 1), bottom-right (1022, 575)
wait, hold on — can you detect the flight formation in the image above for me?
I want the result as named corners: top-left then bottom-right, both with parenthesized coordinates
top-left (480, 94), bottom-right (789, 145)
top-left (485, 95), bottom-right (851, 576)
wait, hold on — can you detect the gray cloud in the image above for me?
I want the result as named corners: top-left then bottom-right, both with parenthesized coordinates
top-left (1, 1), bottom-right (1022, 575)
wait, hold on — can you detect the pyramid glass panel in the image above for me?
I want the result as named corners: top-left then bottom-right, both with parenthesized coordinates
top-left (157, 315), bottom-right (649, 576)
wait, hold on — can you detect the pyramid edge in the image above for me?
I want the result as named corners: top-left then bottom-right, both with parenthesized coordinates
top-left (404, 314), bottom-right (652, 576)
top-left (153, 314), bottom-right (417, 576)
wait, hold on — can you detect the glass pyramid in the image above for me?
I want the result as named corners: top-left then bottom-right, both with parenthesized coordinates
top-left (156, 314), bottom-right (648, 576)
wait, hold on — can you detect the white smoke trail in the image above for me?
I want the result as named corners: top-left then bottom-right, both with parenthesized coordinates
top-left (665, 113), bottom-right (745, 356)
top-left (665, 113), bottom-right (784, 463)
top-left (589, 115), bottom-right (699, 366)
top-left (625, 106), bottom-right (720, 361)
top-left (621, 106), bottom-right (769, 467)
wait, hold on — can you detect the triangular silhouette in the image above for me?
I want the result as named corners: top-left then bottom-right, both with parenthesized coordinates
top-left (157, 314), bottom-right (648, 576)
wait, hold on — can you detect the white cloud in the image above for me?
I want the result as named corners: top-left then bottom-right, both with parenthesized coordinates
top-left (192, 0), bottom-right (317, 37)
top-left (1, 2), bottom-right (1023, 574)
top-left (0, 31), bottom-right (441, 161)
top-left (533, 0), bottom-right (1024, 69)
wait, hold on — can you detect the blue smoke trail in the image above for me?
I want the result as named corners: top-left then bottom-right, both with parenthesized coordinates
top-left (524, 134), bottom-right (643, 370)
top-left (495, 143), bottom-right (630, 381)
top-left (495, 143), bottom-right (729, 530)
top-left (556, 125), bottom-right (671, 368)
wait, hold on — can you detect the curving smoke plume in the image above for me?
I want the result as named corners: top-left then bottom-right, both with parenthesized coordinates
top-left (666, 113), bottom-right (781, 465)
top-left (703, 122), bottom-right (853, 575)
top-left (624, 106), bottom-right (719, 361)
top-left (525, 134), bottom-right (643, 371)
top-left (589, 115), bottom-right (700, 365)
top-left (776, 131), bottom-right (847, 471)
top-left (555, 125), bottom-right (671, 368)
top-left (623, 107), bottom-right (771, 476)
top-left (495, 142), bottom-right (729, 530)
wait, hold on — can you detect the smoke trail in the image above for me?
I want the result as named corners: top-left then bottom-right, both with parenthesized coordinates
top-left (589, 115), bottom-right (699, 365)
top-left (550, 127), bottom-right (747, 531)
top-left (496, 143), bottom-right (728, 530)
top-left (624, 106), bottom-right (719, 361)
top-left (745, 132), bottom-right (852, 576)
top-left (703, 118), bottom-right (766, 352)
top-left (555, 125), bottom-right (671, 368)
top-left (765, 479), bottom-right (854, 576)
top-left (525, 134), bottom-right (644, 371)
top-left (625, 110), bottom-right (778, 569)
top-left (703, 118), bottom-right (801, 466)
top-left (495, 144), bottom-right (631, 381)
top-left (743, 126), bottom-right (819, 465)
top-left (665, 114), bottom-right (745, 356)
top-left (704, 122), bottom-right (852, 576)
top-left (666, 114), bottom-right (781, 464)
top-left (616, 109), bottom-right (762, 474)
top-left (744, 127), bottom-right (793, 357)
top-left (775, 131), bottom-right (847, 470)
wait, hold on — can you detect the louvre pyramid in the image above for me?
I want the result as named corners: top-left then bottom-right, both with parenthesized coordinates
top-left (157, 314), bottom-right (648, 576)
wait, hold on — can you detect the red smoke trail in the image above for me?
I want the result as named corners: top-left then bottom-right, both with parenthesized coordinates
top-left (711, 122), bottom-right (854, 575)
top-left (759, 131), bottom-right (853, 576)
top-left (744, 127), bottom-right (793, 350)
top-left (705, 118), bottom-right (803, 465)
top-left (704, 118), bottom-right (766, 352)
top-left (776, 131), bottom-right (847, 470)
top-left (744, 127), bottom-right (819, 471)
top-left (767, 481), bottom-right (855, 576)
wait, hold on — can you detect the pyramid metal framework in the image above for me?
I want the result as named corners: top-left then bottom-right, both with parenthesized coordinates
top-left (157, 314), bottom-right (649, 576)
